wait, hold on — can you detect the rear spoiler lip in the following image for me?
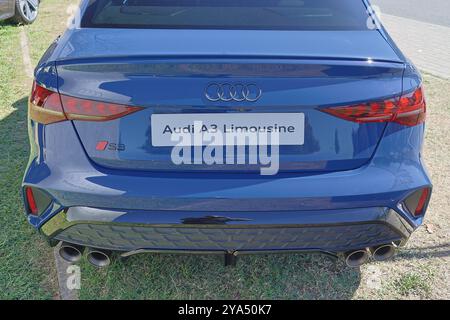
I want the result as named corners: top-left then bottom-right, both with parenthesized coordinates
top-left (54, 54), bottom-right (405, 66)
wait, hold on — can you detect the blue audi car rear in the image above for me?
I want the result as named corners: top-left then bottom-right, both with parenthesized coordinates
top-left (22, 0), bottom-right (432, 267)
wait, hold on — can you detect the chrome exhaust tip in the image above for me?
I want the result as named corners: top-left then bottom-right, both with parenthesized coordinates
top-left (59, 242), bottom-right (84, 263)
top-left (345, 249), bottom-right (370, 268)
top-left (86, 248), bottom-right (111, 268)
top-left (371, 243), bottom-right (396, 262)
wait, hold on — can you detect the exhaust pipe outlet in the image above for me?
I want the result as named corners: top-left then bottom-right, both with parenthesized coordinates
top-left (371, 243), bottom-right (396, 262)
top-left (86, 248), bottom-right (112, 268)
top-left (345, 249), bottom-right (370, 268)
top-left (59, 242), bottom-right (84, 263)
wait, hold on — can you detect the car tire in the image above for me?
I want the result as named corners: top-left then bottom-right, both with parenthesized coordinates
top-left (12, 0), bottom-right (39, 25)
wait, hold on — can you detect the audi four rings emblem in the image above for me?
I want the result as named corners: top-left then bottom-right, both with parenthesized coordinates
top-left (205, 83), bottom-right (262, 102)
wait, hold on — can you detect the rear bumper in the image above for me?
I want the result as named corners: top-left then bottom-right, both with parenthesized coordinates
top-left (23, 121), bottom-right (432, 254)
top-left (41, 207), bottom-right (410, 253)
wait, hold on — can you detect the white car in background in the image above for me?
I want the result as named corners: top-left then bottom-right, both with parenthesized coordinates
top-left (0, 0), bottom-right (39, 24)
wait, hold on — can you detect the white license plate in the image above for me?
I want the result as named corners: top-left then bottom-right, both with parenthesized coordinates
top-left (151, 113), bottom-right (305, 147)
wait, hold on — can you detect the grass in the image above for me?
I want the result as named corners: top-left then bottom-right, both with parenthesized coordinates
top-left (78, 254), bottom-right (360, 300)
top-left (0, 0), bottom-right (449, 300)
top-left (0, 23), bottom-right (57, 299)
top-left (393, 272), bottom-right (432, 297)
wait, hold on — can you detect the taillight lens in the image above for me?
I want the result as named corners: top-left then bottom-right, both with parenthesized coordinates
top-left (395, 87), bottom-right (427, 126)
top-left (60, 95), bottom-right (143, 122)
top-left (413, 188), bottom-right (431, 217)
top-left (404, 187), bottom-right (431, 218)
top-left (24, 186), bottom-right (53, 216)
top-left (25, 187), bottom-right (38, 216)
top-left (29, 82), bottom-right (67, 124)
top-left (321, 87), bottom-right (426, 127)
top-left (29, 82), bottom-right (143, 124)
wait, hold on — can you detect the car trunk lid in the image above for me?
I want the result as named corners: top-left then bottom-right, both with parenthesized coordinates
top-left (55, 30), bottom-right (404, 173)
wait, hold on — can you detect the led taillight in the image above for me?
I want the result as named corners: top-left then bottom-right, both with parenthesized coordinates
top-left (60, 95), bottom-right (143, 122)
top-left (29, 82), bottom-right (67, 124)
top-left (414, 188), bottom-right (430, 217)
top-left (25, 187), bottom-right (38, 216)
top-left (29, 82), bottom-right (143, 124)
top-left (403, 187), bottom-right (431, 218)
top-left (321, 87), bottom-right (426, 127)
top-left (395, 87), bottom-right (426, 126)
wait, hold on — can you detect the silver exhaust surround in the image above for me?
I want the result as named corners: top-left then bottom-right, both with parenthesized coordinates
top-left (59, 242), bottom-right (84, 263)
top-left (344, 249), bottom-right (370, 267)
top-left (371, 243), bottom-right (397, 261)
top-left (86, 248), bottom-right (112, 268)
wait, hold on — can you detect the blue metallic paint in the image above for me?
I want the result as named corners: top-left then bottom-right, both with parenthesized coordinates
top-left (57, 59), bottom-right (401, 173)
top-left (23, 0), bottom-right (432, 255)
top-left (24, 118), bottom-right (430, 230)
